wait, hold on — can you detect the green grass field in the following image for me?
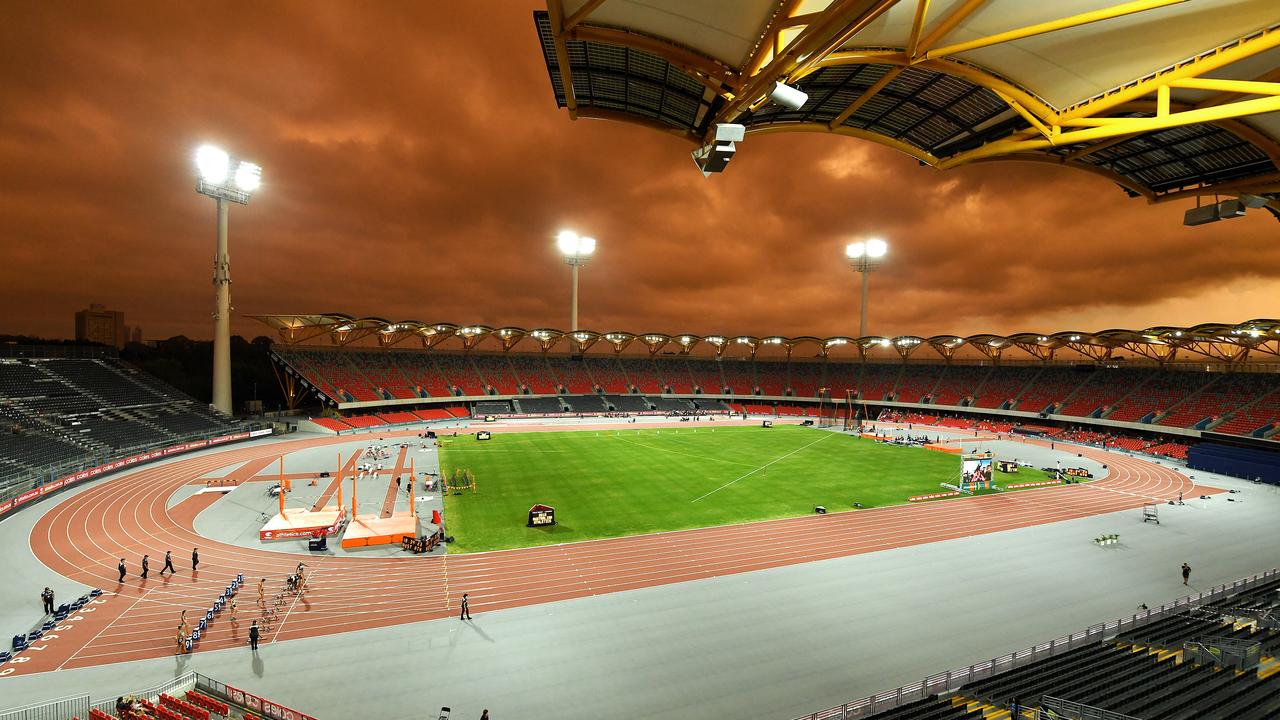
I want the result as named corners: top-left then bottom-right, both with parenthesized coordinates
top-left (438, 424), bottom-right (1059, 553)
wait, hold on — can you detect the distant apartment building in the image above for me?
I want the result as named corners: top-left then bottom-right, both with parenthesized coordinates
top-left (74, 303), bottom-right (125, 348)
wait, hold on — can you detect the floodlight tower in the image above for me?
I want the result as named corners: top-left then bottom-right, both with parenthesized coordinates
top-left (845, 238), bottom-right (888, 338)
top-left (557, 230), bottom-right (596, 331)
top-left (194, 145), bottom-right (262, 416)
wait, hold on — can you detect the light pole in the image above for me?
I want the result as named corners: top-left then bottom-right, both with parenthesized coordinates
top-left (194, 145), bottom-right (261, 416)
top-left (845, 238), bottom-right (888, 338)
top-left (557, 230), bottom-right (596, 331)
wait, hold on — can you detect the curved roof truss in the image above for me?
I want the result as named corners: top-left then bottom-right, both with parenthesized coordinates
top-left (533, 1), bottom-right (1280, 209)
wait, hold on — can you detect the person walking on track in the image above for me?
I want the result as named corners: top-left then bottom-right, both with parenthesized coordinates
top-left (1182, 562), bottom-right (1191, 585)
top-left (161, 551), bottom-right (176, 576)
top-left (41, 587), bottom-right (54, 615)
top-left (192, 548), bottom-right (199, 572)
top-left (229, 599), bottom-right (237, 623)
top-left (118, 558), bottom-right (126, 582)
top-left (249, 620), bottom-right (260, 651)
top-left (257, 578), bottom-right (266, 607)
top-left (141, 554), bottom-right (150, 580)
top-left (460, 593), bottom-right (472, 621)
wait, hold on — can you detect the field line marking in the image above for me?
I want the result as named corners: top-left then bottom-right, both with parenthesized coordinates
top-left (691, 433), bottom-right (833, 503)
top-left (271, 569), bottom-right (314, 643)
top-left (612, 435), bottom-right (757, 468)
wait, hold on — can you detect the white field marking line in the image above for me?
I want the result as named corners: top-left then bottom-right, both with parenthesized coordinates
top-left (691, 433), bottom-right (832, 503)
top-left (270, 569), bottom-right (313, 643)
top-left (61, 586), bottom-right (151, 669)
top-left (611, 434), bottom-right (757, 468)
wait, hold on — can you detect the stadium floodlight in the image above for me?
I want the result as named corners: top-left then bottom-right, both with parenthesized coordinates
top-left (194, 144), bottom-right (263, 416)
top-left (845, 238), bottom-right (889, 338)
top-left (558, 230), bottom-right (596, 331)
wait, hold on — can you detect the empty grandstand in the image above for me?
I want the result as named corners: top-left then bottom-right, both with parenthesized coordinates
top-left (0, 354), bottom-right (249, 504)
top-left (262, 319), bottom-right (1280, 453)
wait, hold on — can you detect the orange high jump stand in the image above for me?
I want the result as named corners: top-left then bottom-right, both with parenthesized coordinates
top-left (259, 454), bottom-right (347, 541)
top-left (341, 457), bottom-right (420, 548)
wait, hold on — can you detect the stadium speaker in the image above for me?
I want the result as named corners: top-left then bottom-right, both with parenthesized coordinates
top-left (1183, 203), bottom-right (1220, 226)
top-left (769, 81), bottom-right (809, 110)
top-left (1218, 198), bottom-right (1247, 218)
top-left (692, 123), bottom-right (745, 177)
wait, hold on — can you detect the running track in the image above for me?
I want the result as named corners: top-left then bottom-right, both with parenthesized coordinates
top-left (6, 424), bottom-right (1218, 677)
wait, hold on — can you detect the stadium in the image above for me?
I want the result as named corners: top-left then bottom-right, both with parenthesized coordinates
top-left (3, 2), bottom-right (1280, 720)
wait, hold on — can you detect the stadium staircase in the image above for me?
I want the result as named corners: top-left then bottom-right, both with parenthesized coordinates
top-left (860, 363), bottom-right (903, 402)
top-left (689, 359), bottom-right (727, 394)
top-left (720, 360), bottom-right (756, 396)
top-left (973, 367), bottom-right (1039, 410)
top-left (893, 365), bottom-right (938, 405)
top-left (788, 361), bottom-right (823, 398)
top-left (930, 365), bottom-right (988, 407)
top-left (1205, 383), bottom-right (1280, 437)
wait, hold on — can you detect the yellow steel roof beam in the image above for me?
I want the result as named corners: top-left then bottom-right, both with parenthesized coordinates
top-left (1059, 23), bottom-right (1280, 121)
top-left (911, 0), bottom-right (987, 58)
top-left (938, 93), bottom-right (1280, 168)
top-left (561, 0), bottom-right (607, 33)
top-left (547, 0), bottom-right (579, 119)
top-left (828, 66), bottom-right (904, 128)
top-left (906, 0), bottom-right (931, 59)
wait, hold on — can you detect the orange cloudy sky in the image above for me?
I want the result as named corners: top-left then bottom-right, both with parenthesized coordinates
top-left (1, 1), bottom-right (1277, 343)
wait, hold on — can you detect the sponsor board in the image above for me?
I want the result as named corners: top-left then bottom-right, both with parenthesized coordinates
top-left (224, 683), bottom-right (318, 720)
top-left (0, 429), bottom-right (273, 518)
top-left (259, 509), bottom-right (347, 541)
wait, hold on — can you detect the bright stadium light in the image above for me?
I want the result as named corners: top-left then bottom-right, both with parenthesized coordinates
top-left (845, 238), bottom-right (888, 338)
top-left (234, 162), bottom-right (262, 192)
top-left (196, 145), bottom-right (230, 183)
top-left (194, 144), bottom-right (263, 416)
top-left (557, 230), bottom-right (596, 331)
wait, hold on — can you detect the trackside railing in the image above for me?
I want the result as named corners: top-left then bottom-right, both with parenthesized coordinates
top-left (1038, 696), bottom-right (1143, 720)
top-left (0, 673), bottom-right (196, 720)
top-left (0, 672), bottom-right (314, 720)
top-left (790, 567), bottom-right (1279, 720)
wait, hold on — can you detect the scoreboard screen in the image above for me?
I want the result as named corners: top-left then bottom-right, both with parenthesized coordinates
top-left (528, 504), bottom-right (556, 527)
top-left (1065, 467), bottom-right (1091, 478)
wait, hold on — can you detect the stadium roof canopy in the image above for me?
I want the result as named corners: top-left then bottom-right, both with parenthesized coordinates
top-left (532, 0), bottom-right (1280, 210)
top-left (250, 314), bottom-right (1280, 364)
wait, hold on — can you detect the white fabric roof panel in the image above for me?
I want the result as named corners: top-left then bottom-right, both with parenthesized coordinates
top-left (562, 0), bottom-right (780, 66)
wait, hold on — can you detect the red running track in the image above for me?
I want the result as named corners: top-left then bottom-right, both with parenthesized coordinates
top-left (7, 425), bottom-right (1217, 677)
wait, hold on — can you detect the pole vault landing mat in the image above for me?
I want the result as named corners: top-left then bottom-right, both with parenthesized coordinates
top-left (260, 506), bottom-right (347, 541)
top-left (341, 512), bottom-right (419, 548)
